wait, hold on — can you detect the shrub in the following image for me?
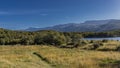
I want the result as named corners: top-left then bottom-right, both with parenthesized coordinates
top-left (81, 40), bottom-right (88, 45)
top-left (102, 39), bottom-right (108, 43)
top-left (116, 46), bottom-right (120, 51)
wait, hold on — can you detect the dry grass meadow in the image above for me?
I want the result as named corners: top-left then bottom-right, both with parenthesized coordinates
top-left (0, 41), bottom-right (120, 68)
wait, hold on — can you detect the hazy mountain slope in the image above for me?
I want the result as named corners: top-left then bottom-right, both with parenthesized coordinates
top-left (26, 19), bottom-right (120, 32)
top-left (98, 20), bottom-right (120, 31)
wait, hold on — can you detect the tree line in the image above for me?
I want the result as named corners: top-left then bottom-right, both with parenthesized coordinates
top-left (0, 29), bottom-right (82, 45)
top-left (0, 28), bottom-right (120, 45)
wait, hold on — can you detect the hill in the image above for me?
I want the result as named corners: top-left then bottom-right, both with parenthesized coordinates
top-left (26, 19), bottom-right (120, 32)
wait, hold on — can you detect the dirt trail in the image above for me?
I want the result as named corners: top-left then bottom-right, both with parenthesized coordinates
top-left (32, 52), bottom-right (54, 68)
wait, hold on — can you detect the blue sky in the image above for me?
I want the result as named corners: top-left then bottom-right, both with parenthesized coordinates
top-left (0, 0), bottom-right (120, 30)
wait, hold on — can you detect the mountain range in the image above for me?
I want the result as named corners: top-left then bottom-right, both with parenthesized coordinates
top-left (26, 19), bottom-right (120, 32)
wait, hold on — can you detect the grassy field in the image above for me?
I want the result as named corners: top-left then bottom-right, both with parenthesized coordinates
top-left (0, 41), bottom-right (120, 68)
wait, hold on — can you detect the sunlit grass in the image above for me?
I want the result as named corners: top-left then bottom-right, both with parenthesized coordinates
top-left (36, 46), bottom-right (120, 68)
top-left (0, 41), bottom-right (119, 68)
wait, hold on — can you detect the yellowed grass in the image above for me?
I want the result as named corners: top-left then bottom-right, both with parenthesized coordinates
top-left (0, 45), bottom-right (52, 68)
top-left (0, 42), bottom-right (119, 68)
top-left (36, 46), bottom-right (120, 68)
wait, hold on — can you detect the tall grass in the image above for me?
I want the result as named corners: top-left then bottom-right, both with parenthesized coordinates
top-left (36, 46), bottom-right (120, 68)
top-left (0, 41), bottom-right (119, 68)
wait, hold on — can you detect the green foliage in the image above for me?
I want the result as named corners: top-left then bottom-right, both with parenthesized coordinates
top-left (20, 37), bottom-right (34, 45)
top-left (34, 35), bottom-right (44, 45)
top-left (0, 28), bottom-right (120, 46)
top-left (0, 29), bottom-right (69, 45)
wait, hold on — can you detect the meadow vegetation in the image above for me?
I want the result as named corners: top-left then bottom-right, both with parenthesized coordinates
top-left (0, 29), bottom-right (120, 68)
top-left (0, 40), bottom-right (120, 68)
top-left (0, 28), bottom-right (120, 46)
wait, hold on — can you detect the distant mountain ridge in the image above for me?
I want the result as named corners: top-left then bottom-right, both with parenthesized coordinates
top-left (26, 19), bottom-right (120, 32)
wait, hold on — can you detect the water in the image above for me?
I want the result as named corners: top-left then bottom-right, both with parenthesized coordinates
top-left (83, 37), bottom-right (120, 41)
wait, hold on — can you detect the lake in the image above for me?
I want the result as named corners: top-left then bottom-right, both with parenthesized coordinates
top-left (83, 37), bottom-right (120, 41)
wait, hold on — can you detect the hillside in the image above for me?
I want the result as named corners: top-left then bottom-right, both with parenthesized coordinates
top-left (26, 19), bottom-right (120, 32)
